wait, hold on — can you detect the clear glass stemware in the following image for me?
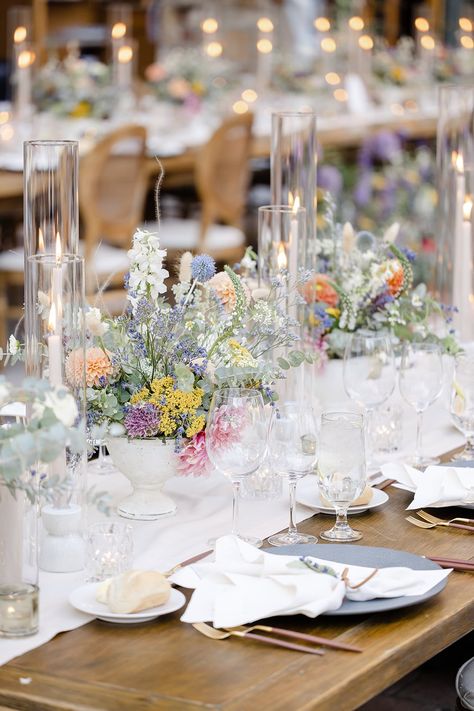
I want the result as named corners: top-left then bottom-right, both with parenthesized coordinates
top-left (267, 403), bottom-right (318, 547)
top-left (206, 388), bottom-right (268, 548)
top-left (317, 411), bottom-right (366, 542)
top-left (399, 342), bottom-right (444, 469)
top-left (343, 330), bottom-right (396, 470)
top-left (450, 353), bottom-right (474, 461)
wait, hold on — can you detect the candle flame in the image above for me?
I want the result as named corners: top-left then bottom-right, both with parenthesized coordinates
top-left (414, 17), bottom-right (430, 32)
top-left (17, 49), bottom-right (34, 69)
top-left (13, 26), bottom-right (27, 44)
top-left (460, 35), bottom-right (474, 50)
top-left (463, 195), bottom-right (473, 222)
top-left (455, 152), bottom-right (464, 174)
top-left (459, 17), bottom-right (473, 32)
top-left (348, 16), bottom-right (364, 31)
top-left (38, 228), bottom-right (44, 253)
top-left (55, 232), bottom-right (62, 264)
top-left (206, 41), bottom-right (223, 57)
top-left (48, 302), bottom-right (57, 334)
top-left (257, 17), bottom-right (274, 33)
top-left (277, 243), bottom-right (287, 270)
top-left (359, 34), bottom-right (373, 50)
top-left (201, 17), bottom-right (218, 33)
top-left (321, 37), bottom-right (336, 53)
top-left (420, 35), bottom-right (435, 50)
top-left (111, 22), bottom-right (126, 40)
top-left (314, 17), bottom-right (330, 32)
top-left (257, 38), bottom-right (272, 53)
top-left (291, 194), bottom-right (301, 213)
top-left (118, 45), bottom-right (133, 63)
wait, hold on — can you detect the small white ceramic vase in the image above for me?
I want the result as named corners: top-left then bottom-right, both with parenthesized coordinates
top-left (39, 504), bottom-right (85, 573)
top-left (106, 437), bottom-right (177, 521)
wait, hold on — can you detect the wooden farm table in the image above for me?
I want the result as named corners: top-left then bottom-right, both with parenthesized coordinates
top-left (0, 480), bottom-right (472, 711)
top-left (0, 112), bottom-right (438, 198)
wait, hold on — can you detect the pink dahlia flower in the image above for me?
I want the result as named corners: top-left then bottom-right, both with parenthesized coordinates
top-left (176, 431), bottom-right (211, 477)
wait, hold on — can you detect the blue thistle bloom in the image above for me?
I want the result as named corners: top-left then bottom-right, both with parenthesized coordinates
top-left (191, 254), bottom-right (216, 283)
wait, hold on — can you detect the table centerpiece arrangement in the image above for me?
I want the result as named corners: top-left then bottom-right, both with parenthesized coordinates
top-left (302, 211), bottom-right (460, 363)
top-left (33, 53), bottom-right (116, 119)
top-left (83, 228), bottom-right (310, 519)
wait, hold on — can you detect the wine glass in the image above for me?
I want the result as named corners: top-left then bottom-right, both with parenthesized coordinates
top-left (206, 388), bottom-right (268, 547)
top-left (317, 411), bottom-right (366, 542)
top-left (399, 342), bottom-right (444, 469)
top-left (450, 353), bottom-right (474, 461)
top-left (88, 439), bottom-right (116, 475)
top-left (343, 330), bottom-right (396, 469)
top-left (267, 403), bottom-right (318, 547)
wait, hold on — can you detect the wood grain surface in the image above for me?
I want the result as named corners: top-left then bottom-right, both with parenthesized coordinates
top-left (0, 481), bottom-right (472, 711)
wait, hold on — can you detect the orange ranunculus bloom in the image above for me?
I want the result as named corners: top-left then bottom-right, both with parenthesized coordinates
top-left (386, 259), bottom-right (404, 297)
top-left (303, 274), bottom-right (339, 307)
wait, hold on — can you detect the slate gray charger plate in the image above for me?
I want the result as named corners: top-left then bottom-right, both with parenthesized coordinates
top-left (265, 544), bottom-right (447, 616)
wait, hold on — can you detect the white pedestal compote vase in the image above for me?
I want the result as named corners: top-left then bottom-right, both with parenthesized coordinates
top-left (106, 438), bottom-right (177, 521)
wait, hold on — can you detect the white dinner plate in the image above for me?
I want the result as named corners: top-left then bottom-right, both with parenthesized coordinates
top-left (297, 486), bottom-right (389, 515)
top-left (69, 584), bottom-right (186, 623)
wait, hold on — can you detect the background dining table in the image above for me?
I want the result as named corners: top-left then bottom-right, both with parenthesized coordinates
top-left (0, 468), bottom-right (471, 711)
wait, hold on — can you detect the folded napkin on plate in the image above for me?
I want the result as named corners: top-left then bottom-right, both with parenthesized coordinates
top-left (172, 535), bottom-right (450, 627)
top-left (381, 463), bottom-right (474, 509)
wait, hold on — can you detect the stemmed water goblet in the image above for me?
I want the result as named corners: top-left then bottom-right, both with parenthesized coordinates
top-left (267, 403), bottom-right (318, 547)
top-left (450, 353), bottom-right (474, 461)
top-left (88, 438), bottom-right (116, 475)
top-left (317, 411), bottom-right (366, 542)
top-left (399, 342), bottom-right (444, 469)
top-left (206, 388), bottom-right (268, 548)
top-left (343, 330), bottom-right (396, 471)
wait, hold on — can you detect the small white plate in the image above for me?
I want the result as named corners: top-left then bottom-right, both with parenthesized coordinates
top-left (69, 584), bottom-right (186, 623)
top-left (297, 486), bottom-right (389, 515)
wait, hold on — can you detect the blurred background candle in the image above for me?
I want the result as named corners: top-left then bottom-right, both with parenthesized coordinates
top-left (256, 15), bottom-right (273, 94)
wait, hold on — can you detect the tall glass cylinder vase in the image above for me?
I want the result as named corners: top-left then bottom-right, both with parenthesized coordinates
top-left (26, 255), bottom-right (87, 572)
top-left (7, 6), bottom-right (33, 120)
top-left (23, 141), bottom-right (79, 259)
top-left (258, 204), bottom-right (307, 401)
top-left (24, 140), bottom-right (79, 374)
top-left (435, 86), bottom-right (474, 316)
top-left (447, 165), bottom-right (474, 341)
top-left (271, 112), bottom-right (317, 271)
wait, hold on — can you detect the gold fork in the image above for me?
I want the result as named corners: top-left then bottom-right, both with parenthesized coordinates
top-left (406, 515), bottom-right (474, 532)
top-left (417, 510), bottom-right (474, 526)
top-left (192, 622), bottom-right (325, 655)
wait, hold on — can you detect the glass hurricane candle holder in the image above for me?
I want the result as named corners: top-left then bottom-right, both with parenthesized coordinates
top-left (23, 140), bottom-right (79, 259)
top-left (26, 254), bottom-right (87, 572)
top-left (86, 522), bottom-right (134, 582)
top-left (271, 111), bottom-right (317, 271)
top-left (435, 86), bottom-right (474, 312)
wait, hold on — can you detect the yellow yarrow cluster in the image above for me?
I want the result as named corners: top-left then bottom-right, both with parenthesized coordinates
top-left (228, 339), bottom-right (257, 367)
top-left (130, 386), bottom-right (150, 404)
top-left (130, 376), bottom-right (205, 437)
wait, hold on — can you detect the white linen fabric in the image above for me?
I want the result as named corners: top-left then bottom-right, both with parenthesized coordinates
top-left (381, 462), bottom-right (474, 509)
top-left (0, 467), bottom-right (317, 666)
top-left (173, 535), bottom-right (451, 627)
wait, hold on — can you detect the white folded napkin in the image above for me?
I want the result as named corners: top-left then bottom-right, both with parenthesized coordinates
top-left (172, 535), bottom-right (450, 627)
top-left (382, 462), bottom-right (474, 509)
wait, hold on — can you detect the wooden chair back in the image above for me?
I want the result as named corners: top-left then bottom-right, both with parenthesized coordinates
top-left (195, 112), bottom-right (253, 248)
top-left (79, 125), bottom-right (148, 267)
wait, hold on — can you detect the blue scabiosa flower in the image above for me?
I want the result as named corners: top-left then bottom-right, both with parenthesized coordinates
top-left (191, 254), bottom-right (216, 283)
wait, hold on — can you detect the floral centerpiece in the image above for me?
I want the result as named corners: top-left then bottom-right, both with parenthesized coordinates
top-left (145, 48), bottom-right (235, 110)
top-left (304, 214), bottom-right (459, 362)
top-left (83, 229), bottom-right (308, 516)
top-left (33, 53), bottom-right (115, 118)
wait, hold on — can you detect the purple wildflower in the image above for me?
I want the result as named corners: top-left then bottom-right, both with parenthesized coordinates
top-left (318, 165), bottom-right (343, 196)
top-left (124, 403), bottom-right (160, 438)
